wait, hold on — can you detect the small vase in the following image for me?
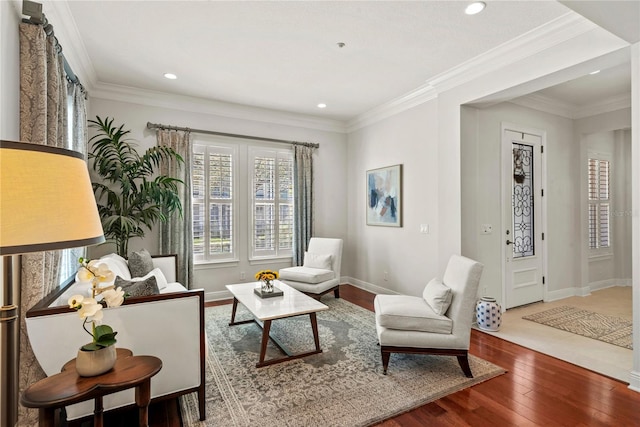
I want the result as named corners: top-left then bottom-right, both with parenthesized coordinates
top-left (261, 280), bottom-right (274, 293)
top-left (75, 345), bottom-right (117, 377)
top-left (476, 296), bottom-right (502, 332)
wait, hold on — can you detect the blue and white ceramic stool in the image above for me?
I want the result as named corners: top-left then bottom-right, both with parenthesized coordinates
top-left (476, 296), bottom-right (502, 331)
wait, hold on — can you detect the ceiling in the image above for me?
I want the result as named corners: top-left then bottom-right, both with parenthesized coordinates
top-left (49, 1), bottom-right (636, 123)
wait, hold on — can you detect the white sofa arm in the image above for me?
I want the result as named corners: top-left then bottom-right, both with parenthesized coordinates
top-left (26, 290), bottom-right (206, 421)
top-left (151, 254), bottom-right (178, 284)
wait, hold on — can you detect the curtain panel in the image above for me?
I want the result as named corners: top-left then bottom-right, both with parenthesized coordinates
top-left (17, 22), bottom-right (88, 426)
top-left (157, 129), bottom-right (194, 288)
top-left (292, 144), bottom-right (315, 265)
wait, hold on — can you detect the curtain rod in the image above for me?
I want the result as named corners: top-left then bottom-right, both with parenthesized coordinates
top-left (146, 122), bottom-right (319, 149)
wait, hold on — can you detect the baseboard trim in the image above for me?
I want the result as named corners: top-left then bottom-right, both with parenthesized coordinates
top-left (343, 277), bottom-right (399, 296)
top-left (628, 370), bottom-right (640, 393)
top-left (205, 290), bottom-right (233, 302)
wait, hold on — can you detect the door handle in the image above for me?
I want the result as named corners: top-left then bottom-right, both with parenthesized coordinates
top-left (506, 240), bottom-right (513, 245)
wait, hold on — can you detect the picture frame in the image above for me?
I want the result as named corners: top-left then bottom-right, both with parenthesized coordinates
top-left (366, 164), bottom-right (402, 227)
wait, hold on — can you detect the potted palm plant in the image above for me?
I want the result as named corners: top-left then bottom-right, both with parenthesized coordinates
top-left (89, 116), bottom-right (184, 257)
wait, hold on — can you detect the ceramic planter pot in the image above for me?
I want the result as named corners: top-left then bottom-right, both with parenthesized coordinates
top-left (75, 345), bottom-right (117, 377)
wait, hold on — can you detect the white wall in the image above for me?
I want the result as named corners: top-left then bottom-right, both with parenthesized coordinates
top-left (0, 0), bottom-right (21, 140)
top-left (346, 100), bottom-right (440, 296)
top-left (461, 102), bottom-right (577, 305)
top-left (87, 97), bottom-right (348, 299)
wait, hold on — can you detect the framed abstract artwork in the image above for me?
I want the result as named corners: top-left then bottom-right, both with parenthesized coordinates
top-left (366, 164), bottom-right (402, 227)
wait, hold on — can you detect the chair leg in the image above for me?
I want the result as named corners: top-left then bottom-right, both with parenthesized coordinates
top-left (457, 353), bottom-right (473, 378)
top-left (381, 348), bottom-right (391, 375)
top-left (333, 287), bottom-right (340, 299)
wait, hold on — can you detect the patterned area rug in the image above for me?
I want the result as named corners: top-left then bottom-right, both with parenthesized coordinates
top-left (522, 305), bottom-right (632, 350)
top-left (180, 298), bottom-right (505, 427)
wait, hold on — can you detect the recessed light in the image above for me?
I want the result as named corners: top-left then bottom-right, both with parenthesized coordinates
top-left (317, 103), bottom-right (327, 109)
top-left (589, 70), bottom-right (601, 75)
top-left (163, 73), bottom-right (177, 80)
top-left (465, 1), bottom-right (486, 15)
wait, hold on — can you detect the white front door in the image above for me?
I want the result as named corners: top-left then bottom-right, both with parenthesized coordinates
top-left (502, 125), bottom-right (545, 309)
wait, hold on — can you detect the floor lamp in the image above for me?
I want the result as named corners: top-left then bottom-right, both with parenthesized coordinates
top-left (0, 140), bottom-right (104, 427)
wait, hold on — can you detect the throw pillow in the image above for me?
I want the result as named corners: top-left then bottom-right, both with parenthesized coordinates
top-left (115, 275), bottom-right (159, 297)
top-left (422, 278), bottom-right (452, 315)
top-left (303, 252), bottom-right (332, 270)
top-left (140, 267), bottom-right (169, 291)
top-left (128, 249), bottom-right (154, 277)
top-left (98, 253), bottom-right (131, 280)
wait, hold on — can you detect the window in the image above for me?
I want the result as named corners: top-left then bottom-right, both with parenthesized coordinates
top-left (192, 143), bottom-right (237, 262)
top-left (250, 148), bottom-right (293, 259)
top-left (588, 157), bottom-right (610, 250)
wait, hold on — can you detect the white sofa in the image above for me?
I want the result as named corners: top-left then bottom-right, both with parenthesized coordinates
top-left (25, 253), bottom-right (206, 421)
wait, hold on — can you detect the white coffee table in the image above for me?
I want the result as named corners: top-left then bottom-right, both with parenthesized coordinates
top-left (226, 280), bottom-right (329, 367)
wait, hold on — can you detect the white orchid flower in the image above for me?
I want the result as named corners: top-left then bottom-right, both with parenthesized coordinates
top-left (94, 263), bottom-right (115, 283)
top-left (77, 298), bottom-right (102, 319)
top-left (68, 294), bottom-right (84, 309)
top-left (102, 287), bottom-right (125, 308)
top-left (76, 267), bottom-right (94, 283)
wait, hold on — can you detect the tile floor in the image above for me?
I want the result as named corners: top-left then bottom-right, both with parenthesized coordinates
top-left (476, 286), bottom-right (632, 383)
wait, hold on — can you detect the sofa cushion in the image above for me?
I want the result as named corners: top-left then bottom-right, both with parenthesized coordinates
top-left (115, 275), bottom-right (159, 297)
top-left (422, 278), bottom-right (452, 315)
top-left (374, 294), bottom-right (453, 334)
top-left (303, 252), bottom-right (332, 270)
top-left (129, 249), bottom-right (154, 277)
top-left (279, 266), bottom-right (334, 284)
top-left (98, 253), bottom-right (131, 281)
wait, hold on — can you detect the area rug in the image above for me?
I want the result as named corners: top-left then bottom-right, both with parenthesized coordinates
top-left (522, 305), bottom-right (632, 350)
top-left (180, 298), bottom-right (505, 427)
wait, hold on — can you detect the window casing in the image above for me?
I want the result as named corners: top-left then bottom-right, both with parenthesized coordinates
top-left (588, 156), bottom-right (611, 251)
top-left (192, 143), bottom-right (238, 262)
top-left (249, 147), bottom-right (293, 259)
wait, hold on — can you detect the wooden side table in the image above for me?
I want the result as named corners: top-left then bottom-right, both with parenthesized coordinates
top-left (21, 348), bottom-right (162, 427)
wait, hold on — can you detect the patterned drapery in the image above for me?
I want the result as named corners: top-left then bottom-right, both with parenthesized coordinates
top-left (157, 129), bottom-right (194, 288)
top-left (292, 144), bottom-right (315, 265)
top-left (17, 22), bottom-right (88, 426)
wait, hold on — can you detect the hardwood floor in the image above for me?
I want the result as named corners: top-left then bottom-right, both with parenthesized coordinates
top-left (75, 285), bottom-right (639, 426)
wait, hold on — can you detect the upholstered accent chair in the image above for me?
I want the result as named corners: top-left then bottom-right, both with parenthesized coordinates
top-left (374, 255), bottom-right (483, 377)
top-left (279, 237), bottom-right (343, 299)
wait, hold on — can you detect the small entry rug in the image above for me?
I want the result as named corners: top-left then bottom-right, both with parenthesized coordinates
top-left (522, 305), bottom-right (632, 350)
top-left (180, 298), bottom-right (505, 427)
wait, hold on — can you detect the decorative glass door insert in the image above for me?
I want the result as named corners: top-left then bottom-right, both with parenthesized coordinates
top-left (512, 143), bottom-right (534, 258)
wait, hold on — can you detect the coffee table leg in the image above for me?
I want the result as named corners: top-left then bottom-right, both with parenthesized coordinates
top-left (229, 297), bottom-right (239, 325)
top-left (258, 320), bottom-right (272, 366)
top-left (135, 378), bottom-right (152, 427)
top-left (39, 408), bottom-right (55, 427)
top-left (310, 312), bottom-right (321, 351)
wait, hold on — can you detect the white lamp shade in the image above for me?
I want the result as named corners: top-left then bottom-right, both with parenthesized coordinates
top-left (0, 140), bottom-right (105, 255)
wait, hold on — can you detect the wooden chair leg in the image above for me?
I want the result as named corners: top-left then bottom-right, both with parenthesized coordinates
top-left (381, 348), bottom-right (391, 375)
top-left (333, 287), bottom-right (340, 299)
top-left (457, 353), bottom-right (473, 378)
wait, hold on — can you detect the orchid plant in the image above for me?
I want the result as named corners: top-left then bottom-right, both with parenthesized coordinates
top-left (68, 258), bottom-right (125, 351)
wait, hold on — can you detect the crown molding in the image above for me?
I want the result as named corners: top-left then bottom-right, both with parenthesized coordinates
top-left (508, 92), bottom-right (631, 119)
top-left (346, 83), bottom-right (437, 132)
top-left (348, 12), bottom-right (599, 130)
top-left (43, 1), bottom-right (98, 88)
top-left (508, 93), bottom-right (576, 119)
top-left (90, 82), bottom-right (347, 134)
top-left (427, 13), bottom-right (597, 93)
top-left (573, 93), bottom-right (631, 119)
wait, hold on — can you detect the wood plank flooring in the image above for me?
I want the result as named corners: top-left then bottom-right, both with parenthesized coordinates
top-left (69, 285), bottom-right (640, 426)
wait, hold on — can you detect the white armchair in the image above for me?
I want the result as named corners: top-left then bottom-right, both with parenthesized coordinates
top-left (374, 255), bottom-right (483, 377)
top-left (278, 237), bottom-right (343, 299)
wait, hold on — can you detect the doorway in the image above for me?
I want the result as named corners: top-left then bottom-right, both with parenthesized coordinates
top-left (501, 124), bottom-right (546, 309)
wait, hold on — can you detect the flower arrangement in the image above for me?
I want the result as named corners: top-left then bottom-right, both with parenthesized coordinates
top-left (68, 258), bottom-right (125, 351)
top-left (255, 269), bottom-right (279, 293)
top-left (255, 269), bottom-right (279, 282)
